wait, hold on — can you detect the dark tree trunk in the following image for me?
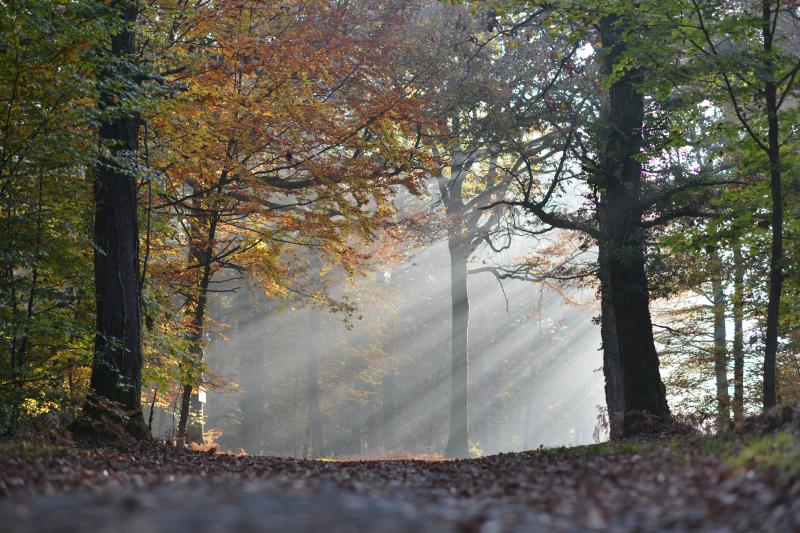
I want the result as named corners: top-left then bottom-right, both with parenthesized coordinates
top-left (598, 15), bottom-right (670, 436)
top-left (445, 241), bottom-right (469, 458)
top-left (307, 311), bottom-right (324, 458)
top-left (712, 271), bottom-right (731, 430)
top-left (598, 224), bottom-right (625, 440)
top-left (176, 381), bottom-right (202, 444)
top-left (86, 0), bottom-right (146, 435)
top-left (761, 1), bottom-right (783, 409)
top-left (732, 243), bottom-right (745, 422)
top-left (600, 281), bottom-right (625, 439)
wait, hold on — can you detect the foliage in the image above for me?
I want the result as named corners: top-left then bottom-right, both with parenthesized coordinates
top-left (0, 0), bottom-right (110, 433)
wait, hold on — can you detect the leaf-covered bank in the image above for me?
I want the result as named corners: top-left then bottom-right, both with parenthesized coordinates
top-left (3, 410), bottom-right (800, 532)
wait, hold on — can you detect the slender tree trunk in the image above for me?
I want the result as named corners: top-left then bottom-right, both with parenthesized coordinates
top-left (176, 216), bottom-right (217, 444)
top-left (598, 15), bottom-right (670, 436)
top-left (445, 242), bottom-right (470, 458)
top-left (307, 311), bottom-right (324, 458)
top-left (147, 390), bottom-right (157, 430)
top-left (732, 243), bottom-right (745, 422)
top-left (761, 3), bottom-right (783, 408)
top-left (85, 0), bottom-right (146, 436)
top-left (712, 271), bottom-right (731, 430)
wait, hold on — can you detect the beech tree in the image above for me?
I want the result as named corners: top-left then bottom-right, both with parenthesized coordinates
top-left (487, 1), bottom-right (743, 435)
top-left (481, 3), bottom-right (673, 435)
top-left (84, 0), bottom-right (148, 434)
top-left (398, 2), bottom-right (586, 455)
top-left (147, 0), bottom-right (427, 443)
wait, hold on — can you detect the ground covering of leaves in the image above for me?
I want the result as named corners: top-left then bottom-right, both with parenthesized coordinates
top-left (2, 411), bottom-right (799, 532)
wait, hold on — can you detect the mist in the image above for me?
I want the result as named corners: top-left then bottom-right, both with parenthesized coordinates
top-left (144, 233), bottom-right (605, 457)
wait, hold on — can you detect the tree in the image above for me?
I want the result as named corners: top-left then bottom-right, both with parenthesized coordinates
top-left (486, 3), bottom-right (679, 435)
top-left (147, 0), bottom-right (427, 443)
top-left (487, 0), bottom-right (775, 435)
top-left (85, 0), bottom-right (147, 435)
top-left (0, 0), bottom-right (100, 432)
top-left (710, 248), bottom-right (731, 429)
top-left (682, 0), bottom-right (800, 410)
top-left (594, 13), bottom-right (671, 434)
top-left (400, 1), bottom-right (584, 455)
top-left (732, 241), bottom-right (746, 421)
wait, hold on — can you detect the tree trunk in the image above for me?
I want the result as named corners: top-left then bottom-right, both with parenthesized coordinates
top-left (444, 242), bottom-right (470, 458)
top-left (761, 2), bottom-right (783, 409)
top-left (598, 15), bottom-right (670, 436)
top-left (176, 381), bottom-right (203, 444)
top-left (598, 225), bottom-right (625, 440)
top-left (176, 221), bottom-right (216, 444)
top-left (85, 0), bottom-right (146, 436)
top-left (732, 243), bottom-right (745, 422)
top-left (600, 284), bottom-right (625, 439)
top-left (307, 311), bottom-right (324, 458)
top-left (712, 271), bottom-right (731, 430)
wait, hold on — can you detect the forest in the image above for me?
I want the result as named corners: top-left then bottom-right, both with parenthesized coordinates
top-left (1, 0), bottom-right (799, 531)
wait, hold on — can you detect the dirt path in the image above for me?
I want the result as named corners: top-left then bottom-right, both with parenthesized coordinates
top-left (1, 436), bottom-right (798, 532)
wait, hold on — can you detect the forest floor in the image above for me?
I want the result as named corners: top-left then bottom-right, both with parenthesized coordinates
top-left (2, 410), bottom-right (800, 532)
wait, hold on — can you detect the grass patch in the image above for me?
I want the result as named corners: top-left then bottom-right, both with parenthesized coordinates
top-left (533, 439), bottom-right (654, 458)
top-left (0, 440), bottom-right (76, 460)
top-left (727, 431), bottom-right (800, 478)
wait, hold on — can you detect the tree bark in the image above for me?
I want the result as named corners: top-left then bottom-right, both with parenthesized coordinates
top-left (598, 15), bottom-right (670, 436)
top-left (761, 0), bottom-right (783, 409)
top-left (732, 243), bottom-right (745, 422)
top-left (598, 219), bottom-right (625, 440)
top-left (444, 241), bottom-right (470, 458)
top-left (86, 0), bottom-right (146, 435)
top-left (600, 279), bottom-right (625, 439)
top-left (712, 270), bottom-right (731, 430)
